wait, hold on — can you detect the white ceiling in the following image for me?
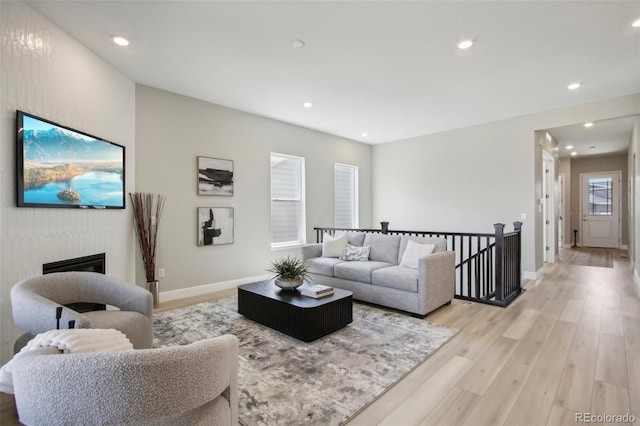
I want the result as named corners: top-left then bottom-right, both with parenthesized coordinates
top-left (548, 116), bottom-right (637, 159)
top-left (27, 1), bottom-right (640, 147)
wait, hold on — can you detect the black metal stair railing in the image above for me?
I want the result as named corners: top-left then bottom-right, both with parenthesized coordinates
top-left (313, 221), bottom-right (523, 307)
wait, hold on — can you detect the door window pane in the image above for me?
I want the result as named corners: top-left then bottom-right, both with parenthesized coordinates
top-left (588, 177), bottom-right (612, 216)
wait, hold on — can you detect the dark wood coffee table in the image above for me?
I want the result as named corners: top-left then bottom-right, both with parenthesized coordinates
top-left (238, 280), bottom-right (353, 342)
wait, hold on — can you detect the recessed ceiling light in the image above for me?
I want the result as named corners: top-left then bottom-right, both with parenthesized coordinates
top-left (112, 36), bottom-right (130, 47)
top-left (291, 39), bottom-right (305, 48)
top-left (584, 122), bottom-right (594, 128)
top-left (566, 145), bottom-right (574, 149)
top-left (457, 39), bottom-right (474, 50)
top-left (589, 146), bottom-right (596, 150)
top-left (571, 152), bottom-right (577, 156)
top-left (568, 82), bottom-right (581, 90)
top-left (361, 132), bottom-right (368, 137)
top-left (633, 18), bottom-right (640, 28)
top-left (303, 102), bottom-right (313, 108)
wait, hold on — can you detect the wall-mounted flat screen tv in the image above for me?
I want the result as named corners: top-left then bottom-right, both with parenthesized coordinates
top-left (16, 111), bottom-right (125, 209)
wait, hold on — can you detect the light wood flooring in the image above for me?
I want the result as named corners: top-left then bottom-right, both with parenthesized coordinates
top-left (1, 249), bottom-right (638, 425)
top-left (349, 248), bottom-right (639, 425)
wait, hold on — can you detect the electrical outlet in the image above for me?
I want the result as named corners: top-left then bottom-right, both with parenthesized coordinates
top-left (520, 213), bottom-right (527, 220)
top-left (158, 268), bottom-right (165, 278)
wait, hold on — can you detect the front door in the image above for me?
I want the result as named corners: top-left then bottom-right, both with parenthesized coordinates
top-left (581, 171), bottom-right (620, 248)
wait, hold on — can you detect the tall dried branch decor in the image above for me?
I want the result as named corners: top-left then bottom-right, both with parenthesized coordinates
top-left (130, 192), bottom-right (166, 282)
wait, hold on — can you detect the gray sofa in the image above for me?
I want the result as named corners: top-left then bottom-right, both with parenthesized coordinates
top-left (302, 232), bottom-right (455, 316)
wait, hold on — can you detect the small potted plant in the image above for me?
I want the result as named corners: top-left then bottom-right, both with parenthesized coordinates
top-left (268, 256), bottom-right (309, 290)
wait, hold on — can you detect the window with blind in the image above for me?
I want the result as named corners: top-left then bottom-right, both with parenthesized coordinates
top-left (334, 163), bottom-right (358, 228)
top-left (271, 153), bottom-right (306, 246)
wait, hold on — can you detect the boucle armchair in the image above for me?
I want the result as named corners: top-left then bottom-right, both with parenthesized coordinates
top-left (11, 271), bottom-right (153, 350)
top-left (10, 335), bottom-right (239, 426)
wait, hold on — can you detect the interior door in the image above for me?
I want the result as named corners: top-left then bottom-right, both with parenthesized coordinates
top-left (543, 152), bottom-right (555, 262)
top-left (558, 174), bottom-right (565, 248)
top-left (581, 171), bottom-right (620, 248)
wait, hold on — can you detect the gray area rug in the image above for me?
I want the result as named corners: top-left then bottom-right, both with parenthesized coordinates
top-left (558, 247), bottom-right (613, 268)
top-left (154, 296), bottom-right (457, 426)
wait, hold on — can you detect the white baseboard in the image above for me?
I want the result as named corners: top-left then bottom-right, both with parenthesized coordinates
top-left (635, 267), bottom-right (640, 290)
top-left (159, 274), bottom-right (271, 303)
top-left (621, 244), bottom-right (629, 250)
top-left (522, 270), bottom-right (540, 281)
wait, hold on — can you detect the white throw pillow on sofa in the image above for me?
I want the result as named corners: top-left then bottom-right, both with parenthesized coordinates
top-left (399, 240), bottom-right (434, 269)
top-left (322, 233), bottom-right (348, 258)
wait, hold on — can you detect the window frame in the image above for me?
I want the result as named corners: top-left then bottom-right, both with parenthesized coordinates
top-left (334, 162), bottom-right (359, 229)
top-left (270, 152), bottom-right (306, 248)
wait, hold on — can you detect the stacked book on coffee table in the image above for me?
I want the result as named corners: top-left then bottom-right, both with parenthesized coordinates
top-left (301, 284), bottom-right (334, 298)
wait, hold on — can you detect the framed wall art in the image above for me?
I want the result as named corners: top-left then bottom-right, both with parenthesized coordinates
top-left (198, 207), bottom-right (234, 246)
top-left (197, 156), bottom-right (233, 196)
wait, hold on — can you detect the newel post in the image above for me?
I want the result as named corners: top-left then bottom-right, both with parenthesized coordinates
top-left (513, 221), bottom-right (523, 291)
top-left (493, 223), bottom-right (505, 302)
top-left (380, 221), bottom-right (389, 234)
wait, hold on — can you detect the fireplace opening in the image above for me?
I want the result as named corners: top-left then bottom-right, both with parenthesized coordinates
top-left (43, 253), bottom-right (106, 313)
top-left (43, 253), bottom-right (105, 275)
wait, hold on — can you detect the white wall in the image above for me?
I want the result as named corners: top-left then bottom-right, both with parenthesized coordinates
top-left (372, 94), bottom-right (640, 276)
top-left (0, 2), bottom-right (135, 364)
top-left (135, 85), bottom-right (372, 299)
